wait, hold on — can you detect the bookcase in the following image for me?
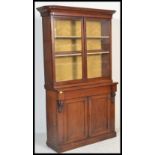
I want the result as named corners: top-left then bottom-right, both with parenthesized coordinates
top-left (37, 5), bottom-right (118, 152)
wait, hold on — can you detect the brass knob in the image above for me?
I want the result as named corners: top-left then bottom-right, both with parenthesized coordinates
top-left (59, 91), bottom-right (63, 94)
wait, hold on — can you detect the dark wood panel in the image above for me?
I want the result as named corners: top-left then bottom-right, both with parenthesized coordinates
top-left (109, 98), bottom-right (115, 131)
top-left (64, 86), bottom-right (110, 100)
top-left (46, 90), bottom-right (58, 145)
top-left (88, 95), bottom-right (109, 137)
top-left (63, 98), bottom-right (88, 143)
top-left (42, 17), bottom-right (53, 86)
top-left (54, 80), bottom-right (116, 90)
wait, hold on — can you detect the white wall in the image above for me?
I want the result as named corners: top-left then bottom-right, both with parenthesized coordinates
top-left (35, 2), bottom-right (120, 133)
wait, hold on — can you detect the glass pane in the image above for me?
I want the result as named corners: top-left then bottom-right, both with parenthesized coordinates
top-left (86, 21), bottom-right (101, 37)
top-left (87, 54), bottom-right (102, 78)
top-left (86, 20), bottom-right (110, 52)
top-left (54, 18), bottom-right (83, 82)
top-left (87, 39), bottom-right (102, 50)
top-left (86, 19), bottom-right (111, 79)
top-left (55, 19), bottom-right (81, 37)
top-left (55, 39), bottom-right (82, 52)
top-left (55, 56), bottom-right (82, 81)
top-left (54, 19), bottom-right (82, 52)
top-left (87, 54), bottom-right (110, 78)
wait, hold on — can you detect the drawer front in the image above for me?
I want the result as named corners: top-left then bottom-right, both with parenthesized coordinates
top-left (63, 86), bottom-right (111, 100)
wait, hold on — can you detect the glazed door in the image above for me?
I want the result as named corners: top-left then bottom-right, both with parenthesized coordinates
top-left (88, 94), bottom-right (110, 137)
top-left (63, 98), bottom-right (88, 143)
top-left (85, 18), bottom-right (111, 79)
top-left (53, 17), bottom-right (84, 82)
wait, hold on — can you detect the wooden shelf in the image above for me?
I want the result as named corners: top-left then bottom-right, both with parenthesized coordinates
top-left (55, 36), bottom-right (109, 39)
top-left (55, 51), bottom-right (110, 57)
top-left (87, 49), bottom-right (110, 52)
top-left (55, 54), bottom-right (82, 57)
top-left (55, 51), bottom-right (82, 57)
top-left (55, 36), bottom-right (81, 39)
top-left (86, 36), bottom-right (109, 39)
top-left (87, 51), bottom-right (110, 55)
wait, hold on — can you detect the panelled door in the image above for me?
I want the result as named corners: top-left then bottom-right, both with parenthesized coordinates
top-left (63, 97), bottom-right (88, 143)
top-left (62, 94), bottom-right (113, 143)
top-left (88, 94), bottom-right (111, 137)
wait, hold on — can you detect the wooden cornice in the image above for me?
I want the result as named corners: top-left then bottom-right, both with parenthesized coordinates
top-left (37, 5), bottom-right (116, 18)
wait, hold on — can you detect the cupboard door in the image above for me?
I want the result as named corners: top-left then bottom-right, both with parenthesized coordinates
top-left (88, 95), bottom-right (110, 137)
top-left (53, 17), bottom-right (84, 82)
top-left (86, 19), bottom-right (111, 79)
top-left (64, 98), bottom-right (88, 143)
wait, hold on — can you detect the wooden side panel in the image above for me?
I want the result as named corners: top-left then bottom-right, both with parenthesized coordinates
top-left (46, 90), bottom-right (58, 145)
top-left (63, 98), bottom-right (88, 143)
top-left (42, 17), bottom-right (53, 86)
top-left (88, 95), bottom-right (109, 137)
top-left (109, 98), bottom-right (115, 131)
top-left (109, 84), bottom-right (117, 131)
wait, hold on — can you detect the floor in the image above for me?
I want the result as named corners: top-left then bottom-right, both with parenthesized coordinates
top-left (35, 131), bottom-right (120, 153)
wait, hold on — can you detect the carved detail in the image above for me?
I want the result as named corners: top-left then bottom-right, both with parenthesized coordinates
top-left (111, 92), bottom-right (116, 103)
top-left (57, 100), bottom-right (64, 112)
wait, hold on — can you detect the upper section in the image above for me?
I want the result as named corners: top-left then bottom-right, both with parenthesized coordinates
top-left (37, 5), bottom-right (116, 18)
top-left (37, 5), bottom-right (117, 88)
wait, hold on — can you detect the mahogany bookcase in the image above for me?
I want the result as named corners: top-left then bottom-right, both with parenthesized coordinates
top-left (37, 5), bottom-right (118, 152)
